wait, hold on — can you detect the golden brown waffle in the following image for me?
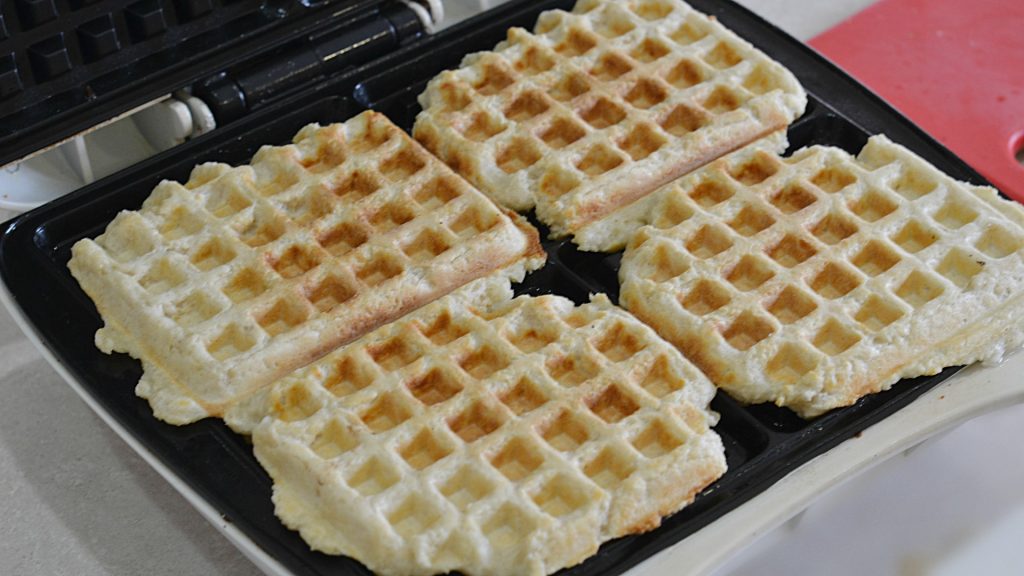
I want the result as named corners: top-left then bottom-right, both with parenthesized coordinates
top-left (68, 111), bottom-right (545, 425)
top-left (414, 0), bottom-right (806, 245)
top-left (620, 135), bottom-right (1024, 417)
top-left (248, 277), bottom-right (725, 576)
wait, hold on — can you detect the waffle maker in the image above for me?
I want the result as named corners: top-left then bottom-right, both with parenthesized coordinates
top-left (2, 0), bottom-right (1022, 574)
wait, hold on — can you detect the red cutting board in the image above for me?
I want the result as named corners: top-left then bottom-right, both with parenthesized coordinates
top-left (810, 0), bottom-right (1024, 201)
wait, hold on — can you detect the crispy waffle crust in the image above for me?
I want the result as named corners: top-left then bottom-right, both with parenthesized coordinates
top-left (413, 0), bottom-right (806, 243)
top-left (246, 276), bottom-right (725, 576)
top-left (620, 134), bottom-right (1024, 418)
top-left (68, 111), bottom-right (545, 425)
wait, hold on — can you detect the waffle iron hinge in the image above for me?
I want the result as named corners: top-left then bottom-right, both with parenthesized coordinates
top-left (193, 0), bottom-right (439, 126)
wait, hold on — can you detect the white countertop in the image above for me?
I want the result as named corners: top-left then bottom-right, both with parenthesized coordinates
top-left (3, 1), bottom-right (1022, 574)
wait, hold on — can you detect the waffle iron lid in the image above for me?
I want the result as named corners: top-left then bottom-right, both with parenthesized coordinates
top-left (0, 0), bottom-right (423, 168)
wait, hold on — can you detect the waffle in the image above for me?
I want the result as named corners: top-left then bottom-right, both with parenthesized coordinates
top-left (620, 135), bottom-right (1024, 418)
top-left (68, 111), bottom-right (545, 425)
top-left (413, 0), bottom-right (806, 244)
top-left (248, 276), bottom-right (725, 576)
top-left (574, 130), bottom-right (788, 252)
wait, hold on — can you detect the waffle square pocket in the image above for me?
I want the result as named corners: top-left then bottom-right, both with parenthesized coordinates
top-left (247, 277), bottom-right (726, 576)
top-left (68, 111), bottom-right (544, 424)
top-left (620, 135), bottom-right (1024, 417)
top-left (414, 0), bottom-right (806, 247)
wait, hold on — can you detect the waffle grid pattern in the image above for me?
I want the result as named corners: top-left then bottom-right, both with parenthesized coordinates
top-left (254, 281), bottom-right (724, 576)
top-left (414, 0), bottom-right (805, 240)
top-left (68, 111), bottom-right (542, 424)
top-left (620, 135), bottom-right (1024, 417)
